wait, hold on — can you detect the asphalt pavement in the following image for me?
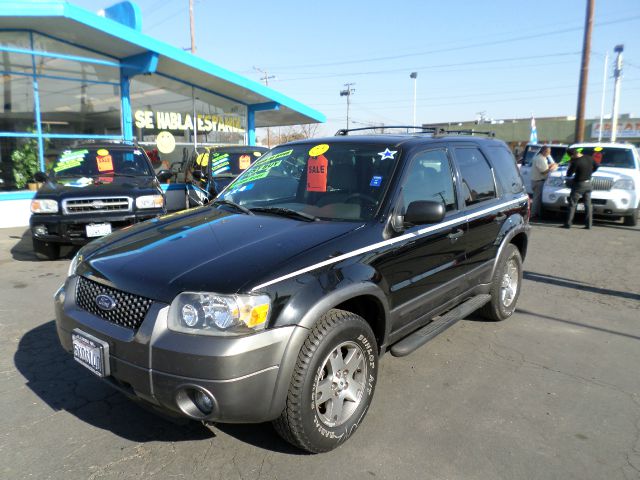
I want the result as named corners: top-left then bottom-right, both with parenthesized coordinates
top-left (0, 217), bottom-right (639, 480)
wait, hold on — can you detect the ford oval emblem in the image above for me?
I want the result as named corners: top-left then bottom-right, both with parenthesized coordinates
top-left (95, 294), bottom-right (117, 311)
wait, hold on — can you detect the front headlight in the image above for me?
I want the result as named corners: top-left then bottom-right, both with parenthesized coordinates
top-left (168, 292), bottom-right (271, 336)
top-left (136, 194), bottom-right (164, 209)
top-left (68, 252), bottom-right (80, 277)
top-left (546, 177), bottom-right (566, 187)
top-left (30, 199), bottom-right (58, 213)
top-left (613, 179), bottom-right (635, 190)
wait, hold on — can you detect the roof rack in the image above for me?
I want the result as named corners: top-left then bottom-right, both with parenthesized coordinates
top-left (334, 126), bottom-right (438, 136)
top-left (334, 125), bottom-right (495, 138)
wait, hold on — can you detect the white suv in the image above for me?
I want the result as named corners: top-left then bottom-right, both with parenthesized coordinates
top-left (542, 143), bottom-right (640, 226)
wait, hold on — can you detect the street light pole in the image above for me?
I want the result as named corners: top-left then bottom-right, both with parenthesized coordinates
top-left (598, 52), bottom-right (608, 142)
top-left (340, 83), bottom-right (355, 130)
top-left (254, 66), bottom-right (276, 146)
top-left (189, 0), bottom-right (196, 54)
top-left (410, 72), bottom-right (417, 127)
top-left (610, 44), bottom-right (624, 143)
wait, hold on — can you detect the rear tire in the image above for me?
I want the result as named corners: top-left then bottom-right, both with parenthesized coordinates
top-left (623, 209), bottom-right (638, 227)
top-left (273, 309), bottom-right (378, 453)
top-left (480, 244), bottom-right (523, 321)
top-left (32, 237), bottom-right (60, 260)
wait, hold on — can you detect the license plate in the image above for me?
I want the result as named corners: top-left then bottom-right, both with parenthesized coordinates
top-left (86, 223), bottom-right (112, 237)
top-left (577, 203), bottom-right (585, 212)
top-left (72, 329), bottom-right (110, 377)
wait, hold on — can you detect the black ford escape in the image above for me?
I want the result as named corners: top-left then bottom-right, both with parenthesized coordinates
top-left (54, 128), bottom-right (530, 453)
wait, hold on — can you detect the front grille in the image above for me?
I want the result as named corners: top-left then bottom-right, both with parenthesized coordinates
top-left (591, 177), bottom-right (613, 191)
top-left (63, 197), bottom-right (132, 214)
top-left (76, 276), bottom-right (152, 330)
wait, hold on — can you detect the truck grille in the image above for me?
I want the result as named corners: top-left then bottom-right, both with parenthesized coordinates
top-left (591, 177), bottom-right (613, 191)
top-left (63, 197), bottom-right (132, 214)
top-left (76, 276), bottom-right (152, 330)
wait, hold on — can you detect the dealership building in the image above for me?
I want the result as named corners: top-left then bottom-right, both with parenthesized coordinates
top-left (0, 0), bottom-right (324, 226)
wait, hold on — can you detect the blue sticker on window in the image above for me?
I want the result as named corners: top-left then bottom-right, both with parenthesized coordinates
top-left (370, 176), bottom-right (383, 187)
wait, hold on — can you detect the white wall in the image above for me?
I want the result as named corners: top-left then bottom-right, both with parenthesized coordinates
top-left (0, 200), bottom-right (31, 228)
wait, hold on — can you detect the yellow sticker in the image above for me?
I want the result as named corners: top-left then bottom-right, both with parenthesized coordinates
top-left (253, 151), bottom-right (263, 157)
top-left (309, 144), bottom-right (330, 157)
top-left (594, 146), bottom-right (603, 152)
top-left (97, 149), bottom-right (109, 156)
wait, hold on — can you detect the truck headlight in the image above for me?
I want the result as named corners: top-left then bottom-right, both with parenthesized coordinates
top-left (613, 179), bottom-right (635, 190)
top-left (136, 195), bottom-right (164, 209)
top-left (546, 177), bottom-right (566, 188)
top-left (30, 199), bottom-right (58, 213)
top-left (168, 292), bottom-right (271, 336)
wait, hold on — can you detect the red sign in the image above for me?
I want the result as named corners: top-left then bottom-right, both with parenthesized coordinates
top-left (307, 155), bottom-right (328, 192)
top-left (96, 155), bottom-right (114, 172)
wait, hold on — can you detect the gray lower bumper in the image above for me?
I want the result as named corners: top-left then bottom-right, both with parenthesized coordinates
top-left (54, 278), bottom-right (308, 423)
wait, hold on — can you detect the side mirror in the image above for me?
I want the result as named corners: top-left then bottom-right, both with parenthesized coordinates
top-left (404, 200), bottom-right (446, 226)
top-left (34, 171), bottom-right (48, 183)
top-left (156, 169), bottom-right (173, 182)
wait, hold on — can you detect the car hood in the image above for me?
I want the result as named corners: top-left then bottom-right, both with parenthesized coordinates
top-left (77, 206), bottom-right (359, 302)
top-left (37, 175), bottom-right (159, 198)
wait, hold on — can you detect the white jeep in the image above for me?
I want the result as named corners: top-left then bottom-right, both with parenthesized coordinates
top-left (542, 143), bottom-right (640, 226)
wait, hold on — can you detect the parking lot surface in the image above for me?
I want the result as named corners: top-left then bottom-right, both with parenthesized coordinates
top-left (1, 219), bottom-right (639, 480)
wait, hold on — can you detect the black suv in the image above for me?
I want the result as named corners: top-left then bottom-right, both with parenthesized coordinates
top-left (30, 142), bottom-right (171, 259)
top-left (54, 129), bottom-right (530, 453)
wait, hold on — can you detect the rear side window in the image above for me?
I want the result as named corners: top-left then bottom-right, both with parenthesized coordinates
top-left (486, 146), bottom-right (525, 194)
top-left (454, 147), bottom-right (497, 206)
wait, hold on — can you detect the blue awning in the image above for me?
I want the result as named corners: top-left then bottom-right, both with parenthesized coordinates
top-left (0, 0), bottom-right (325, 127)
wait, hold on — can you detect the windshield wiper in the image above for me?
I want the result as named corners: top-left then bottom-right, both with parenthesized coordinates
top-left (250, 207), bottom-right (317, 222)
top-left (212, 199), bottom-right (255, 215)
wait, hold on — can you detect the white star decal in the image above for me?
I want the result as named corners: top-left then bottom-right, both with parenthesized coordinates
top-left (378, 148), bottom-right (397, 160)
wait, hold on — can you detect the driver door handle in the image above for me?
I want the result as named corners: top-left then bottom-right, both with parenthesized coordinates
top-left (448, 229), bottom-right (464, 242)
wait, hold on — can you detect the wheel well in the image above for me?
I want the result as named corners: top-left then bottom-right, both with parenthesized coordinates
top-left (510, 232), bottom-right (528, 260)
top-left (334, 295), bottom-right (386, 352)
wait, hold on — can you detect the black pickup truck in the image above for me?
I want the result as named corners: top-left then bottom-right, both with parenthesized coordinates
top-left (30, 142), bottom-right (171, 259)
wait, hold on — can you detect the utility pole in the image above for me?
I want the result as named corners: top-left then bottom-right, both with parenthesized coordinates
top-left (410, 72), bottom-right (418, 127)
top-left (189, 0), bottom-right (196, 54)
top-left (598, 52), bottom-right (608, 142)
top-left (574, 0), bottom-right (594, 143)
top-left (340, 83), bottom-right (356, 130)
top-left (254, 66), bottom-right (276, 146)
top-left (610, 44), bottom-right (624, 143)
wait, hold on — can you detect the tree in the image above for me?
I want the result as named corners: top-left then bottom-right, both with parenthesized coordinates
top-left (258, 123), bottom-right (323, 146)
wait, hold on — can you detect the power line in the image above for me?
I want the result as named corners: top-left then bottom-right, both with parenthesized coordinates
top-left (267, 15), bottom-right (640, 71)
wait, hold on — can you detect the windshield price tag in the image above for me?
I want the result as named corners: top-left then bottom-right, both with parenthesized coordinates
top-left (96, 155), bottom-right (114, 173)
top-left (307, 155), bottom-right (328, 192)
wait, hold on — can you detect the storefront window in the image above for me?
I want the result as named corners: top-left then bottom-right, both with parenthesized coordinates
top-left (194, 87), bottom-right (247, 145)
top-left (38, 76), bottom-right (121, 134)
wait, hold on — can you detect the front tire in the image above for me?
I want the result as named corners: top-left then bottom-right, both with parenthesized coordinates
top-left (32, 237), bottom-right (60, 260)
top-left (623, 208), bottom-right (638, 227)
top-left (273, 309), bottom-right (378, 453)
top-left (480, 244), bottom-right (523, 321)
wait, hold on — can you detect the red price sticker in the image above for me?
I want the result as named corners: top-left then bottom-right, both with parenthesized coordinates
top-left (307, 155), bottom-right (328, 192)
top-left (96, 154), bottom-right (114, 172)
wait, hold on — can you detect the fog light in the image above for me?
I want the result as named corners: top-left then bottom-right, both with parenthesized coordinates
top-left (621, 198), bottom-right (628, 205)
top-left (181, 304), bottom-right (199, 327)
top-left (34, 225), bottom-right (47, 236)
top-left (194, 390), bottom-right (214, 414)
top-left (549, 194), bottom-right (557, 201)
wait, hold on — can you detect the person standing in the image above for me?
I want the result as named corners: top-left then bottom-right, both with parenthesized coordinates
top-left (563, 147), bottom-right (599, 229)
top-left (530, 146), bottom-right (557, 219)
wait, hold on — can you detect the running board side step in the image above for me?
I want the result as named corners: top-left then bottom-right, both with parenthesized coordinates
top-left (390, 294), bottom-right (491, 357)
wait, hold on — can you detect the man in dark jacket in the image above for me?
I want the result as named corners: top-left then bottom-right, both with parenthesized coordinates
top-left (563, 147), bottom-right (599, 229)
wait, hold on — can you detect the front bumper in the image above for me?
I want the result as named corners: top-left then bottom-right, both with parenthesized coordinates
top-left (542, 187), bottom-right (638, 217)
top-left (54, 276), bottom-right (307, 423)
top-left (31, 210), bottom-right (163, 245)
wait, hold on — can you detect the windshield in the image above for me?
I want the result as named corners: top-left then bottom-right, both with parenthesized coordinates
top-left (523, 145), bottom-right (567, 165)
top-left (50, 147), bottom-right (153, 177)
top-left (574, 147), bottom-right (636, 169)
top-left (196, 149), bottom-right (266, 176)
top-left (220, 142), bottom-right (399, 221)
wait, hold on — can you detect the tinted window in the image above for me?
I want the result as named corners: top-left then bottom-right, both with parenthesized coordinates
top-left (50, 147), bottom-right (153, 177)
top-left (399, 148), bottom-right (457, 212)
top-left (487, 146), bottom-right (525, 194)
top-left (454, 147), bottom-right (496, 206)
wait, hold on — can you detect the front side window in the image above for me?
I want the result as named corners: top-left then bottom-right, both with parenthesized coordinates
top-left (398, 148), bottom-right (457, 213)
top-left (50, 147), bottom-right (153, 178)
top-left (454, 147), bottom-right (497, 206)
top-left (221, 142), bottom-right (399, 221)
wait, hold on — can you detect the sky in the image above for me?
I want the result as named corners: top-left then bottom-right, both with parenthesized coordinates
top-left (75, 0), bottom-right (640, 137)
